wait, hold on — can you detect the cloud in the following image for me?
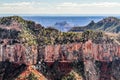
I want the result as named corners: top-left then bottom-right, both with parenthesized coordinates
top-left (55, 2), bottom-right (120, 14)
top-left (58, 2), bottom-right (79, 7)
top-left (3, 2), bottom-right (31, 6)
top-left (58, 2), bottom-right (120, 7)
top-left (0, 2), bottom-right (48, 14)
top-left (1, 1), bottom-right (120, 14)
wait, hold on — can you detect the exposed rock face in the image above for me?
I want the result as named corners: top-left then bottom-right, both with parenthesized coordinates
top-left (44, 43), bottom-right (82, 61)
top-left (44, 40), bottom-right (119, 62)
top-left (84, 60), bottom-right (99, 80)
top-left (0, 44), bottom-right (37, 65)
top-left (43, 40), bottom-right (120, 80)
top-left (0, 39), bottom-right (120, 80)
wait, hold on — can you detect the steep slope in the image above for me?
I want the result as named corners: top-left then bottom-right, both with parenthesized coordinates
top-left (69, 17), bottom-right (120, 33)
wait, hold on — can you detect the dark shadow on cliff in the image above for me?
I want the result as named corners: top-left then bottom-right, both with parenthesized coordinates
top-left (95, 60), bottom-right (120, 80)
top-left (0, 60), bottom-right (27, 80)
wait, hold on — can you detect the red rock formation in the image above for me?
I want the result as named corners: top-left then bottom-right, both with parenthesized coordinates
top-left (44, 40), bottom-right (120, 62)
top-left (0, 40), bottom-right (120, 80)
top-left (1, 39), bottom-right (119, 64)
top-left (43, 40), bottom-right (120, 80)
top-left (0, 44), bottom-right (37, 65)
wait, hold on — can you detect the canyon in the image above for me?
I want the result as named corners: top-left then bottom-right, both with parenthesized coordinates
top-left (0, 16), bottom-right (120, 80)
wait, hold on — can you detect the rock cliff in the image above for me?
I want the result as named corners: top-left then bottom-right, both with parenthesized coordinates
top-left (0, 39), bottom-right (119, 80)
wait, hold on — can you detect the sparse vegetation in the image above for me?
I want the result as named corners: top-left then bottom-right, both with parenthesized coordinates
top-left (37, 28), bottom-right (82, 46)
top-left (19, 26), bottom-right (37, 46)
top-left (26, 72), bottom-right (38, 80)
top-left (62, 72), bottom-right (76, 80)
top-left (0, 16), bottom-right (25, 25)
top-left (82, 30), bottom-right (104, 43)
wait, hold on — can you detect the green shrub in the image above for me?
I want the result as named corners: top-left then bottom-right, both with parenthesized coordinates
top-left (82, 30), bottom-right (103, 42)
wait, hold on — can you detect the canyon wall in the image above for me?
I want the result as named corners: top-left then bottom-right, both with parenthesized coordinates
top-left (44, 40), bottom-right (120, 62)
top-left (0, 44), bottom-right (37, 64)
top-left (0, 40), bottom-right (120, 80)
top-left (44, 40), bottom-right (120, 80)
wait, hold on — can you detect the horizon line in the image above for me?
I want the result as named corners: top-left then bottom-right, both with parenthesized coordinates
top-left (0, 14), bottom-right (120, 17)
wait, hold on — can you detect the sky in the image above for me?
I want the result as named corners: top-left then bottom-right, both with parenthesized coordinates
top-left (1, 0), bottom-right (120, 16)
